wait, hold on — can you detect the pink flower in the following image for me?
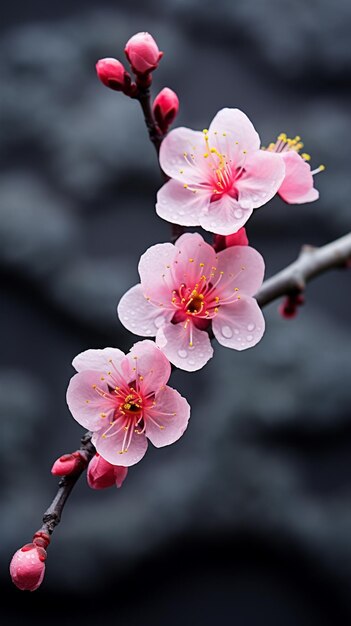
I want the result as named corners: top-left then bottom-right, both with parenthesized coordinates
top-left (10, 544), bottom-right (46, 591)
top-left (125, 32), bottom-right (163, 76)
top-left (265, 133), bottom-right (324, 203)
top-left (118, 233), bottom-right (265, 372)
top-left (96, 58), bottom-right (134, 95)
top-left (153, 87), bottom-right (179, 134)
top-left (156, 108), bottom-right (285, 235)
top-left (66, 341), bottom-right (190, 466)
top-left (87, 454), bottom-right (128, 489)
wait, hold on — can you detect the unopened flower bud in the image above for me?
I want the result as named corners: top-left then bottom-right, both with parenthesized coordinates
top-left (125, 32), bottom-right (163, 78)
top-left (279, 293), bottom-right (305, 319)
top-left (96, 58), bottom-right (134, 95)
top-left (87, 453), bottom-right (128, 489)
top-left (213, 227), bottom-right (249, 252)
top-left (51, 451), bottom-right (86, 477)
top-left (153, 88), bottom-right (179, 134)
top-left (10, 543), bottom-right (46, 591)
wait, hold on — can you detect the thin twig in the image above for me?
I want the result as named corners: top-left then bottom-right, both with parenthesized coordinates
top-left (256, 232), bottom-right (351, 307)
top-left (136, 85), bottom-right (185, 244)
top-left (39, 432), bottom-right (95, 536)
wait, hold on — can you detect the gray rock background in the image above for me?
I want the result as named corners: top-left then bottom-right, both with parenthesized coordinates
top-left (1, 1), bottom-right (351, 624)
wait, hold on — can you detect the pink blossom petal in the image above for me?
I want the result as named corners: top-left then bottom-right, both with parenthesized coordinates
top-left (199, 193), bottom-right (253, 236)
top-left (213, 297), bottom-right (265, 351)
top-left (145, 385), bottom-right (190, 447)
top-left (156, 179), bottom-right (210, 227)
top-left (278, 151), bottom-right (319, 204)
top-left (216, 246), bottom-right (265, 298)
top-left (174, 232), bottom-right (217, 284)
top-left (156, 322), bottom-right (213, 371)
top-left (66, 371), bottom-right (115, 431)
top-left (237, 150), bottom-right (285, 210)
top-left (159, 127), bottom-right (207, 183)
top-left (93, 429), bottom-right (148, 467)
top-left (118, 284), bottom-right (173, 337)
top-left (208, 108), bottom-right (260, 156)
top-left (138, 240), bottom-right (178, 299)
top-left (72, 347), bottom-right (125, 373)
top-left (126, 339), bottom-right (172, 395)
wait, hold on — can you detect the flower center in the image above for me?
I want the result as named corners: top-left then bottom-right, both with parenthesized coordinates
top-left (121, 392), bottom-right (142, 416)
top-left (186, 290), bottom-right (204, 315)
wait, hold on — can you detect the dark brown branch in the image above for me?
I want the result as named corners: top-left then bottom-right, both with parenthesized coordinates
top-left (256, 232), bottom-right (351, 307)
top-left (39, 432), bottom-right (95, 536)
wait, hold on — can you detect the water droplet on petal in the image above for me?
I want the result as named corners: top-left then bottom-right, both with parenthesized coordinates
top-left (178, 349), bottom-right (187, 358)
top-left (246, 334), bottom-right (253, 341)
top-left (247, 323), bottom-right (255, 331)
top-left (178, 209), bottom-right (185, 215)
top-left (234, 329), bottom-right (240, 335)
top-left (188, 358), bottom-right (195, 366)
top-left (155, 315), bottom-right (165, 328)
top-left (252, 195), bottom-right (259, 202)
top-left (145, 329), bottom-right (152, 335)
top-left (221, 325), bottom-right (233, 339)
top-left (234, 209), bottom-right (243, 219)
top-left (124, 315), bottom-right (129, 321)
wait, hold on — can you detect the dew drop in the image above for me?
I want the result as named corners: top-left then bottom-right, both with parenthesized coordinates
top-left (178, 349), bottom-right (187, 358)
top-left (124, 315), bottom-right (129, 321)
top-left (234, 209), bottom-right (243, 219)
top-left (188, 358), bottom-right (195, 366)
top-left (221, 325), bottom-right (233, 339)
top-left (178, 209), bottom-right (185, 215)
top-left (145, 329), bottom-right (152, 335)
top-left (234, 329), bottom-right (240, 335)
top-left (155, 315), bottom-right (165, 328)
top-left (247, 323), bottom-right (255, 331)
top-left (246, 334), bottom-right (253, 341)
top-left (252, 195), bottom-right (259, 202)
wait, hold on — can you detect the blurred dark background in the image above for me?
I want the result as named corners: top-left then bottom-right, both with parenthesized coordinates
top-left (1, 0), bottom-right (351, 623)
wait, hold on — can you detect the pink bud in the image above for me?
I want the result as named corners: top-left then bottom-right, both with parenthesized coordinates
top-left (96, 58), bottom-right (133, 94)
top-left (153, 88), bottom-right (179, 133)
top-left (279, 293), bottom-right (305, 319)
top-left (125, 32), bottom-right (163, 76)
top-left (10, 544), bottom-right (46, 591)
top-left (51, 451), bottom-right (86, 477)
top-left (87, 453), bottom-right (128, 490)
top-left (213, 227), bottom-right (249, 252)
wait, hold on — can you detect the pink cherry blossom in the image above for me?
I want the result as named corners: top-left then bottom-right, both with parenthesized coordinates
top-left (156, 108), bottom-right (285, 235)
top-left (265, 133), bottom-right (324, 203)
top-left (118, 233), bottom-right (265, 372)
top-left (66, 341), bottom-right (190, 466)
top-left (87, 454), bottom-right (128, 489)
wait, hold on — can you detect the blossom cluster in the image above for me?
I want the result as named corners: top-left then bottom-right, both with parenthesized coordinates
top-left (10, 30), bottom-right (324, 592)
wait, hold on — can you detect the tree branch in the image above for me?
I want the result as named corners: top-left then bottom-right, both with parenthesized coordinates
top-left (39, 432), bottom-right (95, 536)
top-left (256, 232), bottom-right (351, 307)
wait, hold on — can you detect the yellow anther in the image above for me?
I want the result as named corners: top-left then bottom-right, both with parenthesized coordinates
top-left (203, 153), bottom-right (209, 158)
top-left (183, 151), bottom-right (188, 156)
top-left (243, 150), bottom-right (247, 154)
top-left (319, 164), bottom-right (326, 171)
top-left (222, 132), bottom-right (227, 136)
top-left (278, 133), bottom-right (287, 141)
top-left (179, 169), bottom-right (184, 173)
top-left (189, 258), bottom-right (194, 262)
top-left (234, 287), bottom-right (239, 292)
top-left (100, 376), bottom-right (105, 381)
top-left (92, 385), bottom-right (96, 389)
top-left (203, 128), bottom-right (209, 134)
top-left (100, 413), bottom-right (106, 418)
top-left (199, 262), bottom-right (205, 267)
top-left (215, 296), bottom-right (220, 302)
top-left (184, 183), bottom-right (188, 189)
top-left (214, 307), bottom-right (219, 313)
top-left (189, 341), bottom-right (193, 347)
top-left (85, 400), bottom-right (90, 404)
top-left (301, 153), bottom-right (311, 161)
